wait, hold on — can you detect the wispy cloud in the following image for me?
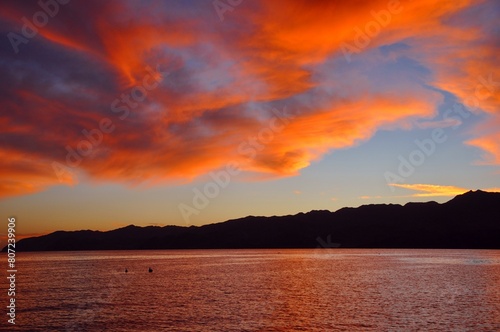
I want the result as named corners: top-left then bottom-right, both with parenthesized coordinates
top-left (359, 195), bottom-right (383, 199)
top-left (416, 118), bottom-right (462, 129)
top-left (389, 184), bottom-right (468, 197)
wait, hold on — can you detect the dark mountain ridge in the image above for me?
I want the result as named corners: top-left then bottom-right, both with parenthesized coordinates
top-left (6, 190), bottom-right (500, 251)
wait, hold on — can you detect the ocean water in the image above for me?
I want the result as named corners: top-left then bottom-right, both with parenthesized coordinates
top-left (2, 249), bottom-right (500, 331)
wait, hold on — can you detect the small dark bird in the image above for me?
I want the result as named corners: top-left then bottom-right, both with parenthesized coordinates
top-left (125, 269), bottom-right (128, 273)
top-left (148, 267), bottom-right (153, 273)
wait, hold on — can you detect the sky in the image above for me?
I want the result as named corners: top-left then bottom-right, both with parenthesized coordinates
top-left (0, 0), bottom-right (499, 238)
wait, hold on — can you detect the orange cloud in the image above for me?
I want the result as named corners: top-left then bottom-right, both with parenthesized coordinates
top-left (0, 0), bottom-right (498, 199)
top-left (0, 148), bottom-right (77, 199)
top-left (389, 184), bottom-right (469, 197)
top-left (467, 131), bottom-right (500, 165)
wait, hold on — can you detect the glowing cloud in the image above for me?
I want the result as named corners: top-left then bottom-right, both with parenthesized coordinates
top-left (0, 0), bottom-right (498, 199)
top-left (389, 184), bottom-right (469, 197)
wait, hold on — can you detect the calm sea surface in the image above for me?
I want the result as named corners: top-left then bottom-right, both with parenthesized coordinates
top-left (2, 249), bottom-right (500, 331)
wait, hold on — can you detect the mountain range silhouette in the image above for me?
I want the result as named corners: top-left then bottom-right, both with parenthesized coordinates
top-left (6, 190), bottom-right (500, 251)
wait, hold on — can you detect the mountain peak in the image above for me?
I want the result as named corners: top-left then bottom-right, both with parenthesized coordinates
top-left (459, 189), bottom-right (495, 197)
top-left (446, 189), bottom-right (500, 206)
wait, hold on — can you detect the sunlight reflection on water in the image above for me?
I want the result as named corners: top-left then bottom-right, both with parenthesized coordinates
top-left (4, 249), bottom-right (500, 331)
